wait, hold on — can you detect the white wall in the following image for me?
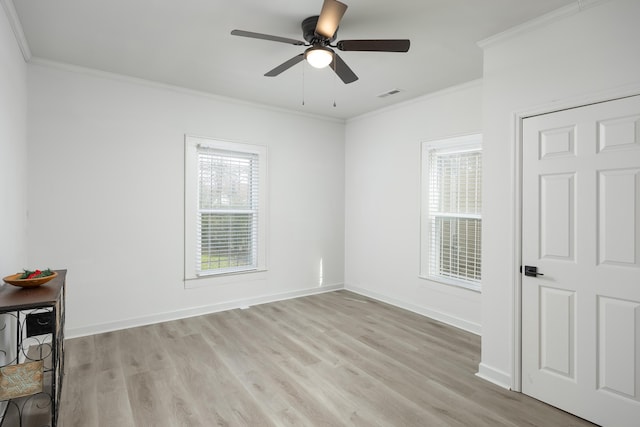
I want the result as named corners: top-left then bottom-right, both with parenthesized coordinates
top-left (344, 80), bottom-right (483, 334)
top-left (0, 0), bottom-right (27, 371)
top-left (26, 62), bottom-right (345, 337)
top-left (0, 2), bottom-right (27, 280)
top-left (480, 0), bottom-right (640, 387)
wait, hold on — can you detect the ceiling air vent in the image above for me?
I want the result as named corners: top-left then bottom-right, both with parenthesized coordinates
top-left (377, 88), bottom-right (402, 98)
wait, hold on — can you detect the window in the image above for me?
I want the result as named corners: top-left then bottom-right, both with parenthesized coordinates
top-left (420, 134), bottom-right (482, 291)
top-left (185, 136), bottom-right (267, 282)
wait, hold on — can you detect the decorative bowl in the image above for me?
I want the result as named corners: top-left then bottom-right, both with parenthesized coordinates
top-left (3, 271), bottom-right (58, 288)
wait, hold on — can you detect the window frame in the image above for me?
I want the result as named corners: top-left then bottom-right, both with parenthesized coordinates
top-left (420, 133), bottom-right (482, 292)
top-left (184, 135), bottom-right (267, 285)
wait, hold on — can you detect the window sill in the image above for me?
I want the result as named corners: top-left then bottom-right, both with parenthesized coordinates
top-left (184, 268), bottom-right (268, 289)
top-left (418, 274), bottom-right (481, 293)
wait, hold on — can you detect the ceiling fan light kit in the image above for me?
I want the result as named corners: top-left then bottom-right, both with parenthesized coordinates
top-left (231, 0), bottom-right (410, 84)
top-left (305, 46), bottom-right (334, 69)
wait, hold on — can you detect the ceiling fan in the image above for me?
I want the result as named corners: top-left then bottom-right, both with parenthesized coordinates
top-left (230, 0), bottom-right (410, 84)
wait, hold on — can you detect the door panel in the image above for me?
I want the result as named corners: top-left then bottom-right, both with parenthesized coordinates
top-left (540, 173), bottom-right (575, 260)
top-left (597, 168), bottom-right (640, 266)
top-left (539, 286), bottom-right (575, 379)
top-left (540, 126), bottom-right (576, 159)
top-left (597, 115), bottom-right (640, 152)
top-left (597, 296), bottom-right (640, 401)
top-left (522, 95), bottom-right (640, 427)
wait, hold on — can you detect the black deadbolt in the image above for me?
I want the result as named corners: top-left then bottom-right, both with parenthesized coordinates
top-left (524, 265), bottom-right (544, 277)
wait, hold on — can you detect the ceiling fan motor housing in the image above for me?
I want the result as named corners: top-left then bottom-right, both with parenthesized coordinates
top-left (302, 16), bottom-right (337, 44)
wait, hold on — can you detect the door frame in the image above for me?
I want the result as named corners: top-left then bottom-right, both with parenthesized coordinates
top-left (511, 83), bottom-right (640, 392)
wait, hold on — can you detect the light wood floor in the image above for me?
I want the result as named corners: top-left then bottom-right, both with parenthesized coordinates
top-left (58, 290), bottom-right (595, 426)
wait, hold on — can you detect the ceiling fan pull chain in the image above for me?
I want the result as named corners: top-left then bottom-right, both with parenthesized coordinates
top-left (302, 62), bottom-right (306, 106)
top-left (333, 59), bottom-right (337, 107)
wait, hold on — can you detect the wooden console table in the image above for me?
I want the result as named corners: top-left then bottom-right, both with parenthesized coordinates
top-left (0, 270), bottom-right (66, 427)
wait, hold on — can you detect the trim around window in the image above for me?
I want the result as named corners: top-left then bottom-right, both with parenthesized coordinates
top-left (184, 135), bottom-right (267, 286)
top-left (420, 133), bottom-right (482, 292)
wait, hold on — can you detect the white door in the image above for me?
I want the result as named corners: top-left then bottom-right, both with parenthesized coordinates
top-left (522, 95), bottom-right (640, 427)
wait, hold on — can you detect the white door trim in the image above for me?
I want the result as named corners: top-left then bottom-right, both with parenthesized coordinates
top-left (511, 82), bottom-right (640, 392)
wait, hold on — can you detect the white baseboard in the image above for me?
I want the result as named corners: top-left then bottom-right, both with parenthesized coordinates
top-left (344, 284), bottom-right (482, 335)
top-left (66, 283), bottom-right (344, 339)
top-left (476, 363), bottom-right (512, 390)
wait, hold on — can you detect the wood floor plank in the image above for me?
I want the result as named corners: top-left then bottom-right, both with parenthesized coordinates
top-left (229, 309), bottom-right (388, 426)
top-left (118, 325), bottom-right (173, 376)
top-left (58, 290), bottom-right (596, 427)
top-left (95, 369), bottom-right (136, 427)
top-left (59, 362), bottom-right (98, 427)
top-left (217, 309), bottom-right (347, 426)
top-left (93, 331), bottom-right (121, 372)
top-left (270, 303), bottom-right (485, 426)
top-left (286, 294), bottom-right (485, 397)
top-left (125, 370), bottom-right (173, 427)
top-left (198, 313), bottom-right (310, 425)
top-left (166, 332), bottom-right (276, 426)
top-left (64, 335), bottom-right (96, 370)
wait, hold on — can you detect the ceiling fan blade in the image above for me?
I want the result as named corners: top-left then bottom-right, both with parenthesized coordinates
top-left (331, 53), bottom-right (358, 84)
top-left (337, 39), bottom-right (410, 52)
top-left (265, 54), bottom-right (306, 77)
top-left (231, 30), bottom-right (305, 46)
top-left (315, 0), bottom-right (348, 39)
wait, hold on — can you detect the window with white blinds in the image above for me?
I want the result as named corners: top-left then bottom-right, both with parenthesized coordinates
top-left (421, 134), bottom-right (482, 291)
top-left (185, 136), bottom-right (267, 282)
top-left (197, 147), bottom-right (259, 274)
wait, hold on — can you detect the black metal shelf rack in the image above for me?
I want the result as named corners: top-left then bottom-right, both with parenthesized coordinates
top-left (0, 270), bottom-right (66, 427)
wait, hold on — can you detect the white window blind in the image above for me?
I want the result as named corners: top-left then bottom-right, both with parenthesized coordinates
top-left (185, 135), bottom-right (267, 284)
top-left (421, 135), bottom-right (482, 290)
top-left (197, 147), bottom-right (259, 275)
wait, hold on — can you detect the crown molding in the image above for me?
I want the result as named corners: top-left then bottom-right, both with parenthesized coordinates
top-left (29, 57), bottom-right (345, 124)
top-left (478, 0), bottom-right (610, 50)
top-left (347, 78), bottom-right (483, 124)
top-left (0, 0), bottom-right (31, 61)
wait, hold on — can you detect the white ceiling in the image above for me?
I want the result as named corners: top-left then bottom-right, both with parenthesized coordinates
top-left (13, 0), bottom-right (576, 120)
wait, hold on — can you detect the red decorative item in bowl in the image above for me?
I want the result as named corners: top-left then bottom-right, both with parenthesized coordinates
top-left (3, 270), bottom-right (58, 288)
